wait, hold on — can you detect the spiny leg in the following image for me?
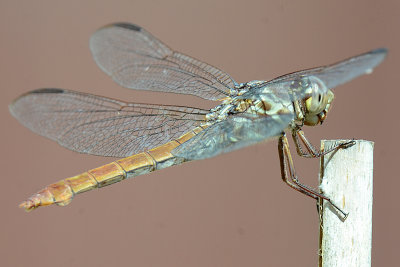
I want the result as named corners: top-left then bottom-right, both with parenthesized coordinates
top-left (292, 127), bottom-right (355, 158)
top-left (278, 134), bottom-right (316, 199)
top-left (278, 133), bottom-right (348, 219)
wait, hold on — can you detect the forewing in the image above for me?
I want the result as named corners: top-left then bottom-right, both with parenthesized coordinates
top-left (240, 48), bottom-right (387, 101)
top-left (9, 89), bottom-right (207, 157)
top-left (172, 113), bottom-right (293, 160)
top-left (90, 23), bottom-right (236, 101)
top-left (271, 48), bottom-right (386, 88)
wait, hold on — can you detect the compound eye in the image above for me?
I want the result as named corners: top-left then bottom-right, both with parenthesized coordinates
top-left (305, 93), bottom-right (324, 113)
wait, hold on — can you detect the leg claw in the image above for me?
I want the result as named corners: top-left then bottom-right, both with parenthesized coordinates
top-left (338, 140), bottom-right (356, 149)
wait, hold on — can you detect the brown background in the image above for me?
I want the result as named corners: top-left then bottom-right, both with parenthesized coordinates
top-left (1, 1), bottom-right (398, 266)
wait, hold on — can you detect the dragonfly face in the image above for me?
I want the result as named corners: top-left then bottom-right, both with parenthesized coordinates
top-left (289, 76), bottom-right (335, 126)
top-left (9, 22), bottom-right (387, 212)
top-left (303, 89), bottom-right (334, 126)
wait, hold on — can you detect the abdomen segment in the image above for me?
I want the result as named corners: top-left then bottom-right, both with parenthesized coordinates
top-left (19, 127), bottom-right (202, 211)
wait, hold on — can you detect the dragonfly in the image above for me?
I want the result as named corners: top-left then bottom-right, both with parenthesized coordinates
top-left (10, 23), bottom-right (387, 214)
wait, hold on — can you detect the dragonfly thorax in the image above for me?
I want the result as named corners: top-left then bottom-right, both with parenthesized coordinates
top-left (206, 97), bottom-right (295, 125)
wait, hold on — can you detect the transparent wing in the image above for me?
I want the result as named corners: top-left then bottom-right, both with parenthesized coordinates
top-left (172, 113), bottom-right (293, 160)
top-left (9, 88), bottom-right (207, 157)
top-left (271, 48), bottom-right (387, 89)
top-left (90, 23), bottom-right (236, 101)
top-left (241, 48), bottom-right (387, 101)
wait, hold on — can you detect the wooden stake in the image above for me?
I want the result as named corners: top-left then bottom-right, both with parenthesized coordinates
top-left (318, 140), bottom-right (374, 267)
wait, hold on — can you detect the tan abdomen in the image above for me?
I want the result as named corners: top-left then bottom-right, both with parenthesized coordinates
top-left (19, 127), bottom-right (203, 211)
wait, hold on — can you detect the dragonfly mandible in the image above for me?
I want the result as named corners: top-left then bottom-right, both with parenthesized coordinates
top-left (9, 23), bottom-right (387, 213)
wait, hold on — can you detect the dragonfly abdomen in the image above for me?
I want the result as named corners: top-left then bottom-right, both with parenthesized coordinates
top-left (19, 127), bottom-right (204, 211)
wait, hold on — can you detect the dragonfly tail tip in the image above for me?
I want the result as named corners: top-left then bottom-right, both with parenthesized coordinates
top-left (19, 200), bottom-right (38, 212)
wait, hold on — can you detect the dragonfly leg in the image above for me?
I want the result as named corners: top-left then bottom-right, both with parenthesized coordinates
top-left (278, 134), bottom-right (348, 219)
top-left (292, 127), bottom-right (355, 158)
top-left (278, 133), bottom-right (316, 199)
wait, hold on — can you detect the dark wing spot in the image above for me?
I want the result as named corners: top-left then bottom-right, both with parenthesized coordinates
top-left (30, 88), bottom-right (64, 94)
top-left (371, 48), bottom-right (388, 55)
top-left (114, 23), bottom-right (142, 32)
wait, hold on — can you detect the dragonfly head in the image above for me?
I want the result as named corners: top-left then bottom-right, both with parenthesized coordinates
top-left (303, 88), bottom-right (334, 126)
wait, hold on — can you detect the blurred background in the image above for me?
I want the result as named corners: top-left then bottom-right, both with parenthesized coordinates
top-left (1, 0), bottom-right (398, 266)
